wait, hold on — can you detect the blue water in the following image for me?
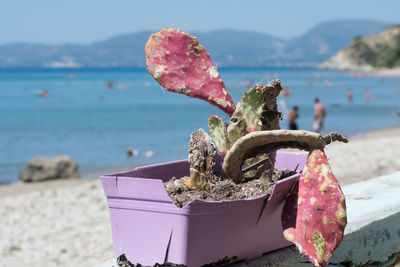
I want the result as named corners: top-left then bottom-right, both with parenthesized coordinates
top-left (1, 68), bottom-right (399, 183)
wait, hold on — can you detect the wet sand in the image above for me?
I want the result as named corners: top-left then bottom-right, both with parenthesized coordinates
top-left (0, 126), bottom-right (399, 266)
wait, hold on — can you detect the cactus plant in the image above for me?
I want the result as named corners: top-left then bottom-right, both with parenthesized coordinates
top-left (241, 86), bottom-right (264, 132)
top-left (145, 28), bottom-right (236, 115)
top-left (226, 102), bottom-right (247, 145)
top-left (208, 115), bottom-right (230, 158)
top-left (145, 28), bottom-right (348, 266)
top-left (214, 82), bottom-right (283, 180)
top-left (282, 149), bottom-right (347, 266)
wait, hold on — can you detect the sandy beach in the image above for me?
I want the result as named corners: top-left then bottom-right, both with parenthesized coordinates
top-left (318, 61), bottom-right (400, 78)
top-left (1, 127), bottom-right (400, 266)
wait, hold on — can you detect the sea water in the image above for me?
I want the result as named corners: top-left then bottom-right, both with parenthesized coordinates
top-left (1, 68), bottom-right (399, 183)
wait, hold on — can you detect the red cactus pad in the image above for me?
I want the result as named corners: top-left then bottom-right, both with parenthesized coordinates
top-left (281, 149), bottom-right (347, 267)
top-left (145, 28), bottom-right (236, 115)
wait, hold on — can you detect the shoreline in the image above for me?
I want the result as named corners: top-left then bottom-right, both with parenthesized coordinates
top-left (2, 124), bottom-right (399, 186)
top-left (350, 125), bottom-right (400, 139)
top-left (318, 62), bottom-right (400, 78)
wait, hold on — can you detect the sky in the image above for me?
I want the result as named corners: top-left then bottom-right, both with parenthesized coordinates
top-left (1, 0), bottom-right (399, 45)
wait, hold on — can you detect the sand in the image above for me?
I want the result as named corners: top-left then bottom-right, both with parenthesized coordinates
top-left (0, 180), bottom-right (113, 267)
top-left (325, 127), bottom-right (400, 184)
top-left (318, 61), bottom-right (400, 78)
top-left (1, 127), bottom-right (399, 266)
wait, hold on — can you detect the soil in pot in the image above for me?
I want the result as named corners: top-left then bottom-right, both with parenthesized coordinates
top-left (164, 169), bottom-right (296, 208)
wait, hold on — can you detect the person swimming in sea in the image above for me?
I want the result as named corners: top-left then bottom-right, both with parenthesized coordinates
top-left (37, 90), bottom-right (49, 98)
top-left (347, 89), bottom-right (353, 103)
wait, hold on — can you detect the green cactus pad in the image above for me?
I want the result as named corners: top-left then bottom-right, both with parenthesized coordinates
top-left (208, 115), bottom-right (230, 157)
top-left (241, 86), bottom-right (264, 132)
top-left (227, 102), bottom-right (248, 145)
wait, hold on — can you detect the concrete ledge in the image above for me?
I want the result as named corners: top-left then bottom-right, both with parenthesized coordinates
top-left (97, 171), bottom-right (400, 267)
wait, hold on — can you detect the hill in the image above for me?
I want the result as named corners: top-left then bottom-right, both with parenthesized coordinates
top-left (0, 19), bottom-right (390, 68)
top-left (320, 25), bottom-right (400, 76)
top-left (321, 25), bottom-right (400, 69)
top-left (286, 19), bottom-right (390, 63)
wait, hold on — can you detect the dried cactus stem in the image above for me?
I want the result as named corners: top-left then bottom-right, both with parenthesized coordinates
top-left (242, 156), bottom-right (273, 173)
top-left (322, 132), bottom-right (349, 145)
top-left (222, 130), bottom-right (348, 183)
top-left (259, 80), bottom-right (282, 131)
top-left (187, 129), bottom-right (218, 190)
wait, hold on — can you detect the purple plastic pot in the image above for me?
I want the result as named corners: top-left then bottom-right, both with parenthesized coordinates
top-left (101, 151), bottom-right (308, 267)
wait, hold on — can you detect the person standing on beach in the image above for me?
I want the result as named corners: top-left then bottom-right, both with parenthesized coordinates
top-left (312, 98), bottom-right (326, 134)
top-left (287, 106), bottom-right (299, 130)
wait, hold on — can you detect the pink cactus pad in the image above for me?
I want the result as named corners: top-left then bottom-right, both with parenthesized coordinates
top-left (145, 28), bottom-right (236, 115)
top-left (281, 149), bottom-right (347, 267)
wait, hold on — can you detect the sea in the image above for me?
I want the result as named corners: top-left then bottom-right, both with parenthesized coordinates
top-left (1, 67), bottom-right (399, 183)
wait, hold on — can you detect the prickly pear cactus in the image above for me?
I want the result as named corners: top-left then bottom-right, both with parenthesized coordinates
top-left (241, 86), bottom-right (264, 132)
top-left (145, 28), bottom-right (236, 115)
top-left (281, 149), bottom-right (347, 267)
top-left (144, 29), bottom-right (347, 266)
top-left (227, 102), bottom-right (247, 145)
top-left (208, 115), bottom-right (230, 158)
top-left (226, 81), bottom-right (282, 144)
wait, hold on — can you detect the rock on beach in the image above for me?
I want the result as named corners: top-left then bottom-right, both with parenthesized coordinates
top-left (19, 155), bottom-right (80, 182)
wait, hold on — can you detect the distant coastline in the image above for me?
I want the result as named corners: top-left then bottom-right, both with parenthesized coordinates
top-left (319, 25), bottom-right (400, 77)
top-left (318, 62), bottom-right (400, 77)
top-left (0, 20), bottom-right (390, 69)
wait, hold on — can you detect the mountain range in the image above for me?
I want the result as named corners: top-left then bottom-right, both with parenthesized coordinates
top-left (0, 19), bottom-right (391, 68)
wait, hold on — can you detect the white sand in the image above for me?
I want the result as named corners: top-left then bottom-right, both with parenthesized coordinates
top-left (1, 127), bottom-right (399, 266)
top-left (0, 181), bottom-right (113, 267)
top-left (326, 128), bottom-right (400, 184)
